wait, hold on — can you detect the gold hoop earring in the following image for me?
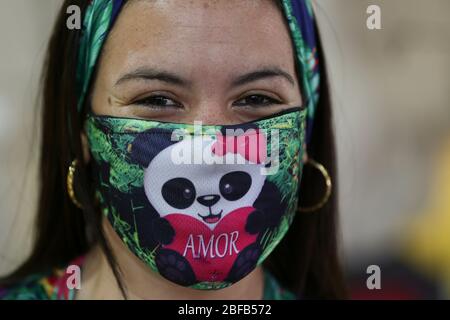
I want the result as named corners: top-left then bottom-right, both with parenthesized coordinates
top-left (298, 157), bottom-right (332, 213)
top-left (67, 159), bottom-right (83, 209)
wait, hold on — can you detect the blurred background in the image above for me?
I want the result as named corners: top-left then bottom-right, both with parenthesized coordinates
top-left (0, 0), bottom-right (449, 299)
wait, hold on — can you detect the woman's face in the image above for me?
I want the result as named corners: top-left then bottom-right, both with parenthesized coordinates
top-left (91, 0), bottom-right (302, 125)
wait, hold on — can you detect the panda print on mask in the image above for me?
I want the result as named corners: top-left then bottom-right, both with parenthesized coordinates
top-left (130, 128), bottom-right (286, 286)
top-left (86, 107), bottom-right (304, 289)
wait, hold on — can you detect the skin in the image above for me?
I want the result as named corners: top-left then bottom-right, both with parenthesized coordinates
top-left (79, 0), bottom-right (302, 300)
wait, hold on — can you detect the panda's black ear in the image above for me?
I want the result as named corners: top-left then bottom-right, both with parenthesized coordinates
top-left (128, 128), bottom-right (178, 167)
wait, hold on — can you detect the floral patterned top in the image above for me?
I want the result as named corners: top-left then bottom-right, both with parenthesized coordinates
top-left (0, 256), bottom-right (296, 300)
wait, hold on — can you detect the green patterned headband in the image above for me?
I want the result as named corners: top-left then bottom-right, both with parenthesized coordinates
top-left (76, 0), bottom-right (320, 142)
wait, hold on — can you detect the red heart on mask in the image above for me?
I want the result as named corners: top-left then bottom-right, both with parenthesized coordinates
top-left (163, 207), bottom-right (258, 282)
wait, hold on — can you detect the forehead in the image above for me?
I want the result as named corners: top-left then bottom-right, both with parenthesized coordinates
top-left (102, 0), bottom-right (295, 76)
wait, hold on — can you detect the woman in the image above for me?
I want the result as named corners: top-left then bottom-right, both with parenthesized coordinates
top-left (0, 0), bottom-right (346, 299)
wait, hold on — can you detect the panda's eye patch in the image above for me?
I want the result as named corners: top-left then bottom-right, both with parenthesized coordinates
top-left (219, 171), bottom-right (252, 201)
top-left (162, 178), bottom-right (196, 209)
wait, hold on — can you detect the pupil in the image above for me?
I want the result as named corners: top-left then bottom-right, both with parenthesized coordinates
top-left (249, 96), bottom-right (261, 104)
top-left (183, 188), bottom-right (192, 199)
top-left (154, 97), bottom-right (168, 105)
top-left (224, 184), bottom-right (232, 193)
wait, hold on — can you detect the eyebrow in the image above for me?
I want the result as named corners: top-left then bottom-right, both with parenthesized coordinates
top-left (115, 67), bottom-right (191, 87)
top-left (114, 66), bottom-right (295, 88)
top-left (230, 67), bottom-right (296, 88)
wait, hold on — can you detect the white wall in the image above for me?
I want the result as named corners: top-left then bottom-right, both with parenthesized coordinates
top-left (0, 0), bottom-right (62, 273)
top-left (314, 0), bottom-right (450, 259)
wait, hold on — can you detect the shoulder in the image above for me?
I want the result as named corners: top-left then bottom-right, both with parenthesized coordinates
top-left (0, 271), bottom-right (62, 300)
top-left (263, 269), bottom-right (298, 300)
top-left (0, 256), bottom-right (84, 300)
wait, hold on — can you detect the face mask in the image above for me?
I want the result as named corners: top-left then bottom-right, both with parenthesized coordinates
top-left (85, 107), bottom-right (306, 290)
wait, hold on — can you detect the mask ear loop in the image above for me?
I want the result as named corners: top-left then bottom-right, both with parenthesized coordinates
top-left (297, 155), bottom-right (332, 213)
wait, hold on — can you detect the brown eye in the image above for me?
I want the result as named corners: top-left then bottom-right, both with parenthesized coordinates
top-left (134, 95), bottom-right (182, 109)
top-left (233, 94), bottom-right (282, 108)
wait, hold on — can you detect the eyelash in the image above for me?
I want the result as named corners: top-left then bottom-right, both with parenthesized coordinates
top-left (133, 94), bottom-right (283, 109)
top-left (232, 95), bottom-right (283, 108)
top-left (133, 95), bottom-right (182, 109)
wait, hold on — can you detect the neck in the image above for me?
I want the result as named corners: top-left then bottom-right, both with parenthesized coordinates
top-left (76, 218), bottom-right (265, 300)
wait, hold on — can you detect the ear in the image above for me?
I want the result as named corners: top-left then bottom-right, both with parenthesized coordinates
top-left (302, 147), bottom-right (309, 163)
top-left (80, 132), bottom-right (91, 164)
top-left (128, 128), bottom-right (178, 168)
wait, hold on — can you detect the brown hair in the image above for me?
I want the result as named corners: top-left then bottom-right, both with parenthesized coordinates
top-left (1, 0), bottom-right (347, 299)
